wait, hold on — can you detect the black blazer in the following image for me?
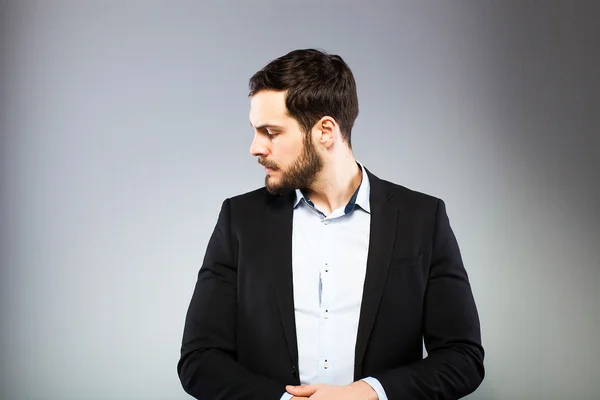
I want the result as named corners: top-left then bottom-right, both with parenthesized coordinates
top-left (178, 169), bottom-right (484, 400)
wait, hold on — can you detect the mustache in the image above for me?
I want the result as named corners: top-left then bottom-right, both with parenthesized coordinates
top-left (258, 157), bottom-right (279, 170)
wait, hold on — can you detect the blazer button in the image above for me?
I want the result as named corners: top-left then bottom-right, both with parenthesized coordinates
top-left (292, 365), bottom-right (297, 377)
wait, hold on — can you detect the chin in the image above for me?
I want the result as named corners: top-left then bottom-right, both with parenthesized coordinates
top-left (265, 175), bottom-right (278, 189)
top-left (265, 176), bottom-right (286, 195)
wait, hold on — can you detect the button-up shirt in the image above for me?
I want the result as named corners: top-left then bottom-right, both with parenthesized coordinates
top-left (280, 163), bottom-right (388, 400)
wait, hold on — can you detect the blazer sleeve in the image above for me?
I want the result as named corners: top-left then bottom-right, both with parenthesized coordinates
top-left (177, 199), bottom-right (287, 400)
top-left (372, 199), bottom-right (485, 399)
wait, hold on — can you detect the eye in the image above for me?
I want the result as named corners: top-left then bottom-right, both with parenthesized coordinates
top-left (266, 129), bottom-right (279, 137)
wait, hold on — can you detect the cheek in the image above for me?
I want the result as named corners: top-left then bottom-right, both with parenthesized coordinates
top-left (274, 141), bottom-right (302, 165)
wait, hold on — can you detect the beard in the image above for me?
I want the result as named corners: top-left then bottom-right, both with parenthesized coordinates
top-left (259, 133), bottom-right (323, 195)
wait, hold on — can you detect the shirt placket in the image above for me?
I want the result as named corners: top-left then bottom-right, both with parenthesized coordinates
top-left (318, 215), bottom-right (333, 384)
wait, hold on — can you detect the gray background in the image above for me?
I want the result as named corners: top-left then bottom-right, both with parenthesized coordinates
top-left (2, 1), bottom-right (599, 399)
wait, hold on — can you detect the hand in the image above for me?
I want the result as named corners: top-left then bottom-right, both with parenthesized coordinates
top-left (286, 380), bottom-right (377, 399)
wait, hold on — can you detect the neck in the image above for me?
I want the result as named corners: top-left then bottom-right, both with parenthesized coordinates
top-left (304, 151), bottom-right (362, 215)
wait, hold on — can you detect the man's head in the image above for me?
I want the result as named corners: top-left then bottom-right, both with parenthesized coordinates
top-left (248, 49), bottom-right (359, 194)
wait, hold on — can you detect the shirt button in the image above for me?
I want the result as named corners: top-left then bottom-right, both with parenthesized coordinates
top-left (323, 220), bottom-right (329, 225)
top-left (324, 360), bottom-right (329, 369)
top-left (324, 310), bottom-right (329, 319)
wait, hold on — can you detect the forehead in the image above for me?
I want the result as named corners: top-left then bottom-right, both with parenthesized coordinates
top-left (249, 90), bottom-right (289, 126)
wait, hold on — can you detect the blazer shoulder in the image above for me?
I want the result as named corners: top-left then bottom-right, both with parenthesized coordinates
top-left (223, 186), bottom-right (286, 216)
top-left (373, 174), bottom-right (442, 214)
top-left (228, 186), bottom-right (270, 204)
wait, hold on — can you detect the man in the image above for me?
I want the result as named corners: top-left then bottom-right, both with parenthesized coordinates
top-left (178, 49), bottom-right (484, 400)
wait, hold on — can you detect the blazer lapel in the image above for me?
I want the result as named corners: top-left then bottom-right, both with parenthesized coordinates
top-left (265, 190), bottom-right (299, 373)
top-left (354, 170), bottom-right (398, 380)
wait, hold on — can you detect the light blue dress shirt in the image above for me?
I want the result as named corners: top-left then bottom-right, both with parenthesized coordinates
top-left (280, 163), bottom-right (388, 400)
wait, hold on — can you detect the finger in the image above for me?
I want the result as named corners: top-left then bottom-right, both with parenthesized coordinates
top-left (286, 384), bottom-right (318, 396)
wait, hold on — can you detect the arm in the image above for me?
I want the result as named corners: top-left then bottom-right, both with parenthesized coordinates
top-left (372, 199), bottom-right (485, 399)
top-left (177, 199), bottom-right (287, 400)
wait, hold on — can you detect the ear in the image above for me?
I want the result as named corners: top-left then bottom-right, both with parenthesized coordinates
top-left (314, 116), bottom-right (337, 148)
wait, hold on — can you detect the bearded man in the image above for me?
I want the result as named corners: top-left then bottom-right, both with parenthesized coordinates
top-left (178, 49), bottom-right (485, 400)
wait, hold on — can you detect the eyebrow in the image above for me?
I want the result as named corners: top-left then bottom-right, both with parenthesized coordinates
top-left (250, 122), bottom-right (284, 131)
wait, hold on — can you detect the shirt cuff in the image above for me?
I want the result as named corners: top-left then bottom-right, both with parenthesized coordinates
top-left (361, 377), bottom-right (388, 400)
top-left (280, 392), bottom-right (293, 400)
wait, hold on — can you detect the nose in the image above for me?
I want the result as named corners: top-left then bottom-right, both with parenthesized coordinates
top-left (250, 133), bottom-right (269, 157)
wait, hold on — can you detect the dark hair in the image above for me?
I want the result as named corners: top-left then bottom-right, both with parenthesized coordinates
top-left (249, 49), bottom-right (359, 147)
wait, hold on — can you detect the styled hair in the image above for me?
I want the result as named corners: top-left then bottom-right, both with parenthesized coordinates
top-left (248, 49), bottom-right (359, 147)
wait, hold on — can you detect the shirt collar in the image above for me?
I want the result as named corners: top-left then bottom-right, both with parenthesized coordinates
top-left (293, 162), bottom-right (371, 214)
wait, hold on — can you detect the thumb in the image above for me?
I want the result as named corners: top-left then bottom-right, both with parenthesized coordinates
top-left (286, 384), bottom-right (318, 396)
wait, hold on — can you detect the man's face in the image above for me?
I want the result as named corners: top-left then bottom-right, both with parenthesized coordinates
top-left (249, 90), bottom-right (323, 194)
